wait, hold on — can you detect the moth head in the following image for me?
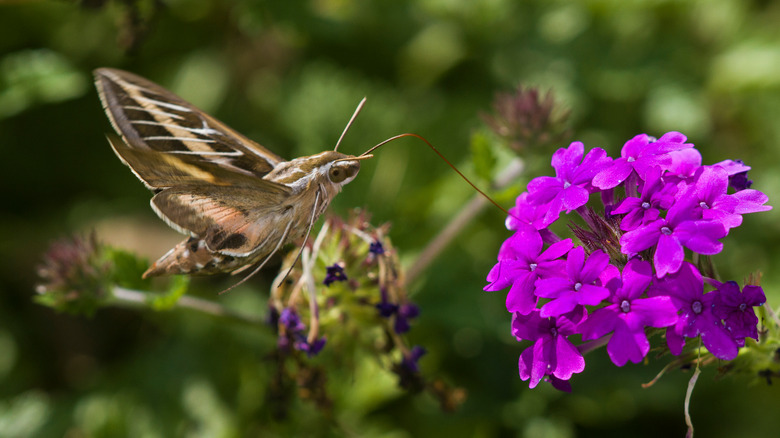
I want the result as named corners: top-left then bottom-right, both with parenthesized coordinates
top-left (328, 153), bottom-right (374, 186)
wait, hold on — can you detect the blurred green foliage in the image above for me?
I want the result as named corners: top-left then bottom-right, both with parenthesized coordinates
top-left (2, 0), bottom-right (780, 436)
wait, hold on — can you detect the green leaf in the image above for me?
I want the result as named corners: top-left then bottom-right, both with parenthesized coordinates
top-left (150, 276), bottom-right (190, 311)
top-left (102, 247), bottom-right (149, 290)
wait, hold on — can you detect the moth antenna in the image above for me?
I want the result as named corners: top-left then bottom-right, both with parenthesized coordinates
top-left (334, 97), bottom-right (367, 152)
top-left (359, 133), bottom-right (517, 218)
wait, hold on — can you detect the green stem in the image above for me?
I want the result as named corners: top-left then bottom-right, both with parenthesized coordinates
top-left (111, 286), bottom-right (264, 326)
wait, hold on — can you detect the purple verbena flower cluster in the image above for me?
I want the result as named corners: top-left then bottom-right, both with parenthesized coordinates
top-left (486, 132), bottom-right (770, 390)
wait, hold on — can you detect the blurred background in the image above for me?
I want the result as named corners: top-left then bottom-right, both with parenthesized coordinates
top-left (2, 0), bottom-right (780, 436)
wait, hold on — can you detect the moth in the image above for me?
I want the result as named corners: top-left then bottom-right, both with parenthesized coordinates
top-left (94, 68), bottom-right (378, 283)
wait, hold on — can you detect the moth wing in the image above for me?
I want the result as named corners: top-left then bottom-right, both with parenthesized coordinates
top-left (150, 184), bottom-right (294, 257)
top-left (95, 68), bottom-right (285, 187)
top-left (107, 135), bottom-right (268, 189)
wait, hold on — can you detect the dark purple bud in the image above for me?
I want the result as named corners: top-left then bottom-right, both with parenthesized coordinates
top-left (267, 306), bottom-right (280, 329)
top-left (729, 171), bottom-right (753, 191)
top-left (401, 346), bottom-right (427, 373)
top-left (369, 240), bottom-right (385, 255)
top-left (377, 302), bottom-right (399, 318)
top-left (376, 287), bottom-right (399, 317)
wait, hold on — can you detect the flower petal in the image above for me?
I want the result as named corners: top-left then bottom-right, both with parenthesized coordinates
top-left (621, 259), bottom-right (653, 300)
top-left (552, 335), bottom-right (585, 380)
top-left (593, 159), bottom-right (633, 190)
top-left (698, 314), bottom-right (739, 360)
top-left (620, 220), bottom-right (662, 254)
top-left (539, 292), bottom-right (579, 317)
top-left (506, 272), bottom-right (538, 314)
top-left (654, 233), bottom-right (685, 277)
top-left (607, 322), bottom-right (648, 366)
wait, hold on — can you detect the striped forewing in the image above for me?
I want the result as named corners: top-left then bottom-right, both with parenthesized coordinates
top-left (94, 68), bottom-right (285, 187)
top-left (95, 68), bottom-right (295, 260)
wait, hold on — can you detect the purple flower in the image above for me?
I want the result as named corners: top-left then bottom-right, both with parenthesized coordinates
top-left (592, 132), bottom-right (693, 190)
top-left (394, 345), bottom-right (427, 390)
top-left (578, 259), bottom-right (678, 366)
top-left (649, 262), bottom-right (738, 360)
top-left (513, 308), bottom-right (586, 389)
top-left (620, 194), bottom-right (727, 278)
top-left (665, 147), bottom-right (703, 185)
top-left (394, 303), bottom-right (420, 334)
top-left (696, 161), bottom-right (771, 217)
top-left (295, 336), bottom-right (327, 357)
top-left (683, 166), bottom-right (743, 230)
top-left (535, 247), bottom-right (616, 317)
top-left (369, 240), bottom-right (385, 255)
top-left (526, 141), bottom-right (612, 225)
top-left (612, 166), bottom-right (677, 231)
top-left (485, 131), bottom-right (773, 387)
top-left (712, 281), bottom-right (766, 344)
top-left (279, 308), bottom-right (306, 333)
top-left (506, 192), bottom-right (553, 230)
top-left (278, 308), bottom-right (318, 353)
top-left (484, 226), bottom-right (573, 314)
top-left (323, 263), bottom-right (348, 286)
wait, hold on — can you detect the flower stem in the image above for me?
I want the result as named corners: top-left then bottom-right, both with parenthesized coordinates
top-left (764, 304), bottom-right (780, 330)
top-left (405, 158), bottom-right (524, 286)
top-left (684, 365), bottom-right (702, 437)
top-left (111, 286), bottom-right (264, 326)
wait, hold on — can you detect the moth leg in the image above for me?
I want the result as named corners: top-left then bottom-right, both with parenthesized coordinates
top-left (229, 260), bottom-right (256, 276)
top-left (276, 189), bottom-right (321, 288)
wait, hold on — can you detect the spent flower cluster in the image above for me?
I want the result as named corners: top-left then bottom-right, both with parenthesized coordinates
top-left (485, 132), bottom-right (771, 390)
top-left (269, 210), bottom-right (463, 410)
top-left (36, 232), bottom-right (152, 316)
top-left (270, 211), bottom-right (420, 362)
top-left (481, 86), bottom-right (572, 153)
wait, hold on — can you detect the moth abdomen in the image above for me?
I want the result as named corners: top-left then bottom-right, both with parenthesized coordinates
top-left (143, 237), bottom-right (245, 278)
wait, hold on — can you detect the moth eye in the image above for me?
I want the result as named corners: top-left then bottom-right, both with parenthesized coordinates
top-left (329, 161), bottom-right (359, 184)
top-left (329, 167), bottom-right (344, 182)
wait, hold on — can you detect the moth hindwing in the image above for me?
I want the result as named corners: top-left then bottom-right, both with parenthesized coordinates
top-left (94, 68), bottom-right (366, 279)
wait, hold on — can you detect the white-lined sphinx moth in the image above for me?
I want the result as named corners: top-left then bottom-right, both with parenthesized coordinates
top-left (94, 68), bottom-right (374, 281)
